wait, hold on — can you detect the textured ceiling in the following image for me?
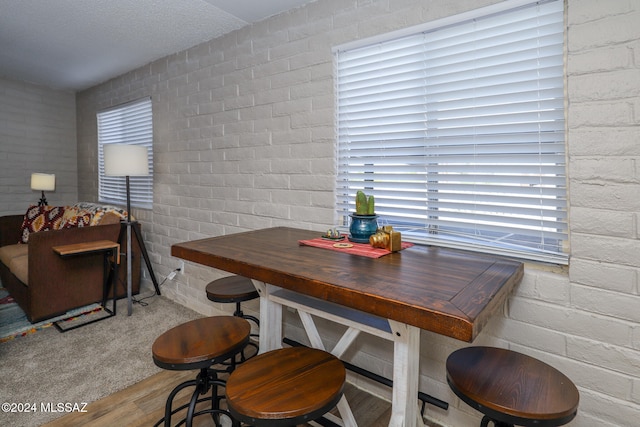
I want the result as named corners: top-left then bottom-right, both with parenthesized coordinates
top-left (0, 0), bottom-right (315, 91)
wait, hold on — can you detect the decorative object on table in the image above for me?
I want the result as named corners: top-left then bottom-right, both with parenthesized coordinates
top-left (103, 143), bottom-right (161, 315)
top-left (30, 173), bottom-right (55, 206)
top-left (322, 228), bottom-right (344, 240)
top-left (333, 242), bottom-right (353, 248)
top-left (355, 190), bottom-right (375, 215)
top-left (349, 190), bottom-right (378, 243)
top-left (369, 225), bottom-right (402, 252)
top-left (299, 235), bottom-right (412, 258)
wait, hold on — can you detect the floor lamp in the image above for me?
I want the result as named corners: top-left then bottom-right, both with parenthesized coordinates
top-left (103, 144), bottom-right (161, 315)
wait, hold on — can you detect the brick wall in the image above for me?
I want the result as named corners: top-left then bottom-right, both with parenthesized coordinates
top-left (76, 0), bottom-right (640, 425)
top-left (0, 77), bottom-right (77, 216)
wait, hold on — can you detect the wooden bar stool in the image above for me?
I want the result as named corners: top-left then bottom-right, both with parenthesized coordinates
top-left (152, 316), bottom-right (251, 427)
top-left (206, 275), bottom-right (260, 359)
top-left (206, 275), bottom-right (260, 327)
top-left (446, 346), bottom-right (579, 427)
top-left (225, 347), bottom-right (346, 427)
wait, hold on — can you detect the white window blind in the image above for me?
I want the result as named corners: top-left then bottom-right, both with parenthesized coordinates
top-left (335, 0), bottom-right (567, 264)
top-left (98, 97), bottom-right (153, 209)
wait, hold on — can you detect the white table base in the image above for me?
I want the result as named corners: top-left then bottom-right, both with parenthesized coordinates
top-left (254, 280), bottom-right (425, 427)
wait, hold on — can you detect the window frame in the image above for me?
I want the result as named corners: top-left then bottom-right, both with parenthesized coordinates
top-left (97, 97), bottom-right (154, 210)
top-left (333, 0), bottom-right (567, 264)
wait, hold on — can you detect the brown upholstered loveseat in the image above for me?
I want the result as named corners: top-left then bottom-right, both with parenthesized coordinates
top-left (0, 203), bottom-right (141, 322)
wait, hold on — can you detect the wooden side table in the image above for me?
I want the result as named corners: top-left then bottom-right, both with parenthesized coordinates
top-left (52, 240), bottom-right (120, 332)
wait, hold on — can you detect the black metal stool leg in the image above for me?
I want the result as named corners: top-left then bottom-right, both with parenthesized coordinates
top-left (208, 369), bottom-right (225, 427)
top-left (155, 379), bottom-right (199, 427)
top-left (176, 378), bottom-right (231, 427)
top-left (185, 384), bottom-right (200, 427)
top-left (232, 302), bottom-right (259, 363)
top-left (235, 302), bottom-right (259, 328)
top-left (233, 302), bottom-right (243, 318)
top-left (155, 368), bottom-right (229, 427)
top-left (186, 368), bottom-right (210, 427)
top-left (211, 381), bottom-right (220, 426)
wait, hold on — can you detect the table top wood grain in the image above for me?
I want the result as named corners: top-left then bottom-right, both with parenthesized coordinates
top-left (172, 227), bottom-right (524, 342)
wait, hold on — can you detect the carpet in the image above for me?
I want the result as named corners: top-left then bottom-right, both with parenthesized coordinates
top-left (0, 287), bottom-right (104, 342)
top-left (0, 287), bottom-right (204, 427)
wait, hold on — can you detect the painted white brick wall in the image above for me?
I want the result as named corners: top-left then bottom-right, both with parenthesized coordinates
top-left (563, 1), bottom-right (640, 425)
top-left (74, 0), bottom-right (640, 426)
top-left (0, 78), bottom-right (77, 215)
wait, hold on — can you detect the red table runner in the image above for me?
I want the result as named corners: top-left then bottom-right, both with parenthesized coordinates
top-left (298, 236), bottom-right (413, 258)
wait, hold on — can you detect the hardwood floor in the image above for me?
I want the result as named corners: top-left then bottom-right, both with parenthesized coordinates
top-left (42, 367), bottom-right (439, 426)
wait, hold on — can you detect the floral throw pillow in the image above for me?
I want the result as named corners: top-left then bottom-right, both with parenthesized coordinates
top-left (59, 210), bottom-right (93, 229)
top-left (72, 202), bottom-right (129, 225)
top-left (19, 205), bottom-right (66, 244)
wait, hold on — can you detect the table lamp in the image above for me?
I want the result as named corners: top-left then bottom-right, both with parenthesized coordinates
top-left (103, 144), bottom-right (161, 315)
top-left (31, 173), bottom-right (55, 206)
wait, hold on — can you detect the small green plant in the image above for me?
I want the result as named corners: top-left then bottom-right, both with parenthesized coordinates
top-left (355, 190), bottom-right (375, 215)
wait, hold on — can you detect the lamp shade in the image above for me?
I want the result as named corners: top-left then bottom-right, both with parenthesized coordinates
top-left (31, 173), bottom-right (56, 191)
top-left (103, 144), bottom-right (149, 177)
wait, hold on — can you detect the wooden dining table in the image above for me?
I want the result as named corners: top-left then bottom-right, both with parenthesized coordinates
top-left (172, 227), bottom-right (524, 427)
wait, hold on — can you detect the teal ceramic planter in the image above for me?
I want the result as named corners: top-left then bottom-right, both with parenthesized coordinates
top-left (349, 214), bottom-right (378, 243)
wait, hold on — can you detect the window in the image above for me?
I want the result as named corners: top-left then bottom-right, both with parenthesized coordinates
top-left (98, 97), bottom-right (153, 209)
top-left (335, 0), bottom-right (567, 264)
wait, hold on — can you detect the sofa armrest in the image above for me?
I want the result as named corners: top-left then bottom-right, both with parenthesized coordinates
top-left (0, 215), bottom-right (24, 247)
top-left (26, 223), bottom-right (142, 321)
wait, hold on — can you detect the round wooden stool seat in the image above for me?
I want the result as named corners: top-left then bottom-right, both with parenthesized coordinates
top-left (226, 347), bottom-right (346, 427)
top-left (206, 275), bottom-right (259, 304)
top-left (446, 346), bottom-right (579, 427)
top-left (152, 316), bottom-right (251, 370)
top-left (206, 275), bottom-right (260, 326)
top-left (152, 316), bottom-right (251, 427)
